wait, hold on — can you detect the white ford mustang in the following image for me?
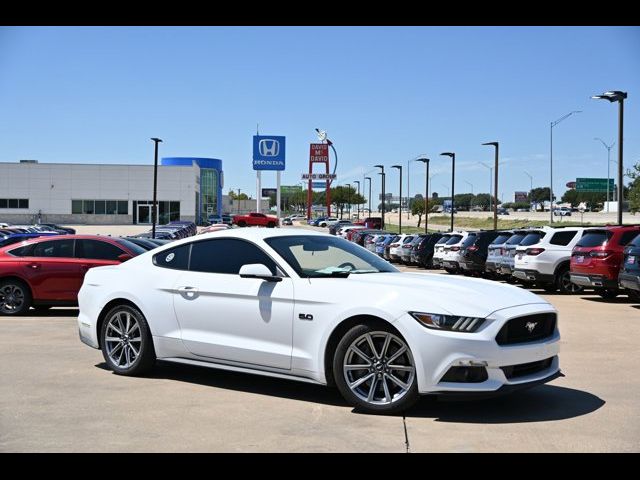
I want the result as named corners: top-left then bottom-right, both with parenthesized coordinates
top-left (78, 228), bottom-right (561, 414)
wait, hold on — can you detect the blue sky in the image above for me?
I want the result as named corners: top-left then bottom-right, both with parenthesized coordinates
top-left (1, 26), bottom-right (639, 202)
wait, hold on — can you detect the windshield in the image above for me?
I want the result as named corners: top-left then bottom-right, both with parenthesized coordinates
top-left (265, 235), bottom-right (398, 278)
top-left (506, 233), bottom-right (526, 245)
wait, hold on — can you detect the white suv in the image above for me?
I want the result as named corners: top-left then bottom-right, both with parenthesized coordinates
top-left (432, 234), bottom-right (452, 268)
top-left (441, 231), bottom-right (468, 273)
top-left (513, 226), bottom-right (586, 293)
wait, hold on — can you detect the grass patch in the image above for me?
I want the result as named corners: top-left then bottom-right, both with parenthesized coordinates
top-left (382, 224), bottom-right (438, 234)
top-left (419, 215), bottom-right (596, 231)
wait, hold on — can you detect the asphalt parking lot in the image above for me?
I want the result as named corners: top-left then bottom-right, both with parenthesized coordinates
top-left (1, 263), bottom-right (639, 452)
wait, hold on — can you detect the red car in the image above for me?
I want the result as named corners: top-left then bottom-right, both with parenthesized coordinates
top-left (232, 212), bottom-right (278, 228)
top-left (569, 225), bottom-right (640, 299)
top-left (0, 235), bottom-right (145, 315)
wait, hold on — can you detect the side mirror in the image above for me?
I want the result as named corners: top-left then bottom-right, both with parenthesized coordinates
top-left (239, 263), bottom-right (282, 282)
top-left (118, 253), bottom-right (133, 262)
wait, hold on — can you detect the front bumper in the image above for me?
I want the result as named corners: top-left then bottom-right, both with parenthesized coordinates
top-left (570, 273), bottom-right (617, 289)
top-left (392, 303), bottom-right (561, 394)
top-left (619, 272), bottom-right (640, 292)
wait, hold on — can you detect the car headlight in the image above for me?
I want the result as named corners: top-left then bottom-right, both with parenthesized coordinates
top-left (409, 311), bottom-right (486, 332)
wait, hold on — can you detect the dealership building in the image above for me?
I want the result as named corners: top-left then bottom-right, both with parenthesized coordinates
top-left (0, 158), bottom-right (223, 225)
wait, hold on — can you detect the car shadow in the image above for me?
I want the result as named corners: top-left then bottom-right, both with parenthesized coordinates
top-left (580, 296), bottom-right (639, 304)
top-left (95, 360), bottom-right (349, 408)
top-left (29, 308), bottom-right (79, 317)
top-left (405, 385), bottom-right (604, 423)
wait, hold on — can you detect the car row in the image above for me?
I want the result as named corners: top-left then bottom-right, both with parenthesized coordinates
top-left (134, 220), bottom-right (197, 240)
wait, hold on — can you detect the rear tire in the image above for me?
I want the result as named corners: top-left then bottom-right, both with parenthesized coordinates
top-left (333, 323), bottom-right (419, 415)
top-left (100, 304), bottom-right (156, 376)
top-left (542, 283), bottom-right (557, 293)
top-left (556, 267), bottom-right (584, 295)
top-left (0, 279), bottom-right (32, 316)
top-left (444, 268), bottom-right (457, 274)
top-left (238, 221), bottom-right (247, 227)
top-left (267, 222), bottom-right (276, 228)
top-left (627, 290), bottom-right (640, 302)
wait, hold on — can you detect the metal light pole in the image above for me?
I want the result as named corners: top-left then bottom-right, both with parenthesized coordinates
top-left (346, 183), bottom-right (352, 219)
top-left (465, 180), bottom-right (474, 194)
top-left (549, 112), bottom-right (581, 224)
top-left (375, 165), bottom-right (385, 229)
top-left (479, 162), bottom-right (493, 212)
top-left (482, 142), bottom-right (499, 230)
top-left (417, 158), bottom-right (430, 233)
top-left (364, 176), bottom-right (372, 217)
top-left (524, 171), bottom-right (533, 211)
top-left (354, 180), bottom-right (360, 219)
top-left (594, 138), bottom-right (616, 213)
top-left (440, 152), bottom-right (456, 232)
top-left (150, 137), bottom-right (163, 238)
top-left (392, 165), bottom-right (402, 234)
top-left (237, 188), bottom-right (241, 214)
top-left (441, 184), bottom-right (450, 197)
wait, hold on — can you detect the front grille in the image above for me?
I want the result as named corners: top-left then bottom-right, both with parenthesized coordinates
top-left (496, 313), bottom-right (556, 345)
top-left (501, 357), bottom-right (554, 379)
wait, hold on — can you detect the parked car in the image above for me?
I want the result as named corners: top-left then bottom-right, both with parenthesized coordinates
top-left (412, 233), bottom-right (444, 268)
top-left (318, 217), bottom-right (338, 228)
top-left (123, 237), bottom-right (164, 251)
top-left (361, 217), bottom-right (383, 230)
top-left (485, 231), bottom-right (513, 276)
top-left (618, 232), bottom-right (640, 301)
top-left (496, 230), bottom-right (529, 280)
top-left (0, 235), bottom-right (145, 315)
top-left (432, 234), bottom-right (453, 269)
top-left (339, 225), bottom-right (365, 239)
top-left (329, 220), bottom-right (353, 235)
top-left (308, 217), bottom-right (327, 226)
top-left (208, 214), bottom-right (223, 224)
top-left (37, 223), bottom-right (76, 234)
top-left (458, 231), bottom-right (501, 275)
top-left (383, 235), bottom-right (401, 260)
top-left (513, 227), bottom-right (587, 294)
top-left (377, 234), bottom-right (395, 258)
top-left (497, 208), bottom-right (510, 215)
top-left (400, 235), bottom-right (425, 265)
top-left (233, 212), bottom-right (278, 228)
top-left (441, 232), bottom-right (468, 274)
top-left (77, 228), bottom-right (561, 414)
top-left (199, 224), bottom-right (231, 234)
top-left (389, 235), bottom-right (413, 262)
top-left (570, 226), bottom-right (640, 299)
top-left (0, 232), bottom-right (59, 249)
top-left (281, 217), bottom-right (293, 226)
top-left (553, 207), bottom-right (572, 217)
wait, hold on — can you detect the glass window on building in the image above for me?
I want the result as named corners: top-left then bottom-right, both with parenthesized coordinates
top-left (117, 201), bottom-right (128, 215)
top-left (0, 199), bottom-right (7, 208)
top-left (200, 169), bottom-right (218, 221)
top-left (106, 200), bottom-right (118, 215)
top-left (72, 200), bottom-right (82, 214)
top-left (8, 199), bottom-right (18, 208)
top-left (72, 199), bottom-right (128, 215)
top-left (94, 200), bottom-right (106, 215)
top-left (83, 200), bottom-right (95, 214)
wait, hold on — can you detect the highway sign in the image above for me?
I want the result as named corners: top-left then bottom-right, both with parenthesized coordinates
top-left (576, 178), bottom-right (614, 192)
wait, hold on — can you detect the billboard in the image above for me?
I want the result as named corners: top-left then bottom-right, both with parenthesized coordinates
top-left (261, 188), bottom-right (277, 198)
top-left (514, 191), bottom-right (528, 203)
top-left (252, 135), bottom-right (286, 171)
top-left (281, 185), bottom-right (302, 195)
top-left (309, 144), bottom-right (329, 163)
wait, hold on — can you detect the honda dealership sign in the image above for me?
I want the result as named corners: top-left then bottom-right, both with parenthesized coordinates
top-left (253, 135), bottom-right (286, 170)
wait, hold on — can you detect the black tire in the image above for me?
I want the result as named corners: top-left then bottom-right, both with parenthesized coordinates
top-left (0, 279), bottom-right (32, 316)
top-left (267, 222), bottom-right (276, 228)
top-left (627, 290), bottom-right (640, 302)
top-left (597, 289), bottom-right (618, 300)
top-left (505, 276), bottom-right (517, 284)
top-left (444, 268), bottom-right (457, 274)
top-left (556, 266), bottom-right (584, 295)
top-left (333, 322), bottom-right (419, 415)
top-left (100, 304), bottom-right (155, 376)
top-left (542, 283), bottom-right (557, 293)
top-left (238, 221), bottom-right (247, 227)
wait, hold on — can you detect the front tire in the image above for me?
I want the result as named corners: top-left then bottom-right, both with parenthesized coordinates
top-left (597, 289), bottom-right (618, 300)
top-left (0, 279), bottom-right (31, 316)
top-left (100, 304), bottom-right (155, 376)
top-left (333, 323), bottom-right (419, 414)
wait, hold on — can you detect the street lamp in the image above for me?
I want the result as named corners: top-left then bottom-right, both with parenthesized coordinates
top-left (374, 165), bottom-right (385, 229)
top-left (237, 188), bottom-right (242, 214)
top-left (416, 157), bottom-right (430, 233)
top-left (481, 142), bottom-right (500, 230)
top-left (464, 180), bottom-right (474, 194)
top-left (364, 176), bottom-right (372, 217)
top-left (346, 183), bottom-right (352, 219)
top-left (478, 162), bottom-right (493, 212)
top-left (354, 180), bottom-right (360, 220)
top-left (549, 111), bottom-right (581, 224)
top-left (592, 91), bottom-right (627, 225)
top-left (594, 138), bottom-right (615, 212)
top-left (524, 170), bottom-right (533, 211)
top-left (150, 137), bottom-right (163, 239)
top-left (441, 184), bottom-right (450, 196)
top-left (440, 152), bottom-right (456, 232)
top-left (391, 165), bottom-right (402, 234)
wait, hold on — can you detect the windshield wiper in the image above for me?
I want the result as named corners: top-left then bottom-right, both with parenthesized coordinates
top-left (314, 271), bottom-right (351, 278)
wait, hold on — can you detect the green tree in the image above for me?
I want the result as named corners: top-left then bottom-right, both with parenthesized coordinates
top-left (529, 187), bottom-right (554, 203)
top-left (411, 197), bottom-right (435, 228)
top-left (628, 162), bottom-right (640, 213)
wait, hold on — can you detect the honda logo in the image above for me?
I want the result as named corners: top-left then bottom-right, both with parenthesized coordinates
top-left (259, 139), bottom-right (280, 157)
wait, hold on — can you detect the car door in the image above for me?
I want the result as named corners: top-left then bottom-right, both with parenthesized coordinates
top-left (171, 237), bottom-right (294, 370)
top-left (21, 239), bottom-right (83, 301)
top-left (75, 239), bottom-right (128, 276)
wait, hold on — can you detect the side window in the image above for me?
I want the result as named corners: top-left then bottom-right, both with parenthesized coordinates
top-left (32, 239), bottom-right (75, 258)
top-left (549, 231), bottom-right (577, 246)
top-left (7, 244), bottom-right (35, 257)
top-left (153, 244), bottom-right (191, 270)
top-left (619, 231), bottom-right (640, 246)
top-left (77, 239), bottom-right (126, 261)
top-left (189, 239), bottom-right (278, 275)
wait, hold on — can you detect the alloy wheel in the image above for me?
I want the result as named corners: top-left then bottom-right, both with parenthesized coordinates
top-left (0, 284), bottom-right (25, 314)
top-left (105, 310), bottom-right (142, 369)
top-left (560, 271), bottom-right (583, 294)
top-left (343, 331), bottom-right (415, 406)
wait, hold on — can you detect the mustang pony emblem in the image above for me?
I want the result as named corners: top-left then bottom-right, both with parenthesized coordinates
top-left (525, 321), bottom-right (538, 333)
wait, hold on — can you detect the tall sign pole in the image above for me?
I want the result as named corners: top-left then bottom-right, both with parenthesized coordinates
top-left (253, 134), bottom-right (286, 217)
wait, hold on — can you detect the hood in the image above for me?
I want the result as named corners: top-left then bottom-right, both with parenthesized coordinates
top-left (324, 272), bottom-right (550, 318)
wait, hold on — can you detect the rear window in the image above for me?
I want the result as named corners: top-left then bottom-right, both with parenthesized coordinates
top-left (506, 233), bottom-right (526, 245)
top-left (403, 236), bottom-right (414, 244)
top-left (520, 232), bottom-right (544, 247)
top-left (619, 230), bottom-right (640, 246)
top-left (153, 243), bottom-right (191, 270)
top-left (114, 238), bottom-right (147, 256)
top-left (461, 234), bottom-right (478, 248)
top-left (445, 235), bottom-right (463, 245)
top-left (577, 231), bottom-right (611, 248)
top-left (630, 233), bottom-right (640, 247)
top-left (490, 234), bottom-right (512, 245)
top-left (550, 230), bottom-right (578, 246)
top-left (435, 236), bottom-right (450, 245)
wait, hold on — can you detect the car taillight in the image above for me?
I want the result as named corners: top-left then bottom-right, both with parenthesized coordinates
top-left (590, 250), bottom-right (613, 258)
top-left (467, 245), bottom-right (478, 252)
top-left (525, 247), bottom-right (545, 256)
top-left (450, 246), bottom-right (460, 251)
top-left (390, 243), bottom-right (398, 247)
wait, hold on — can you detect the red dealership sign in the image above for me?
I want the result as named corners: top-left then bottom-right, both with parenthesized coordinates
top-left (309, 143), bottom-right (329, 163)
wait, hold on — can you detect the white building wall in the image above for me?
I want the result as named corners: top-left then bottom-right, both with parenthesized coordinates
top-left (0, 162), bottom-right (199, 223)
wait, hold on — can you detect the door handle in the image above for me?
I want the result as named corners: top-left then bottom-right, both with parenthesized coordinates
top-left (177, 286), bottom-right (199, 298)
